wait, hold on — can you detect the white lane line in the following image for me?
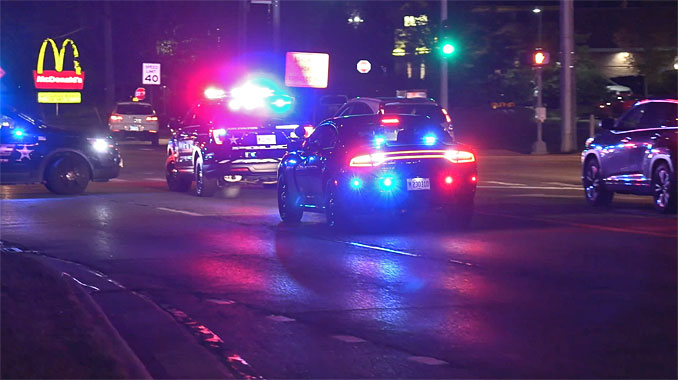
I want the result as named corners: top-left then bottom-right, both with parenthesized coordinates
top-left (408, 356), bottom-right (449, 366)
top-left (506, 194), bottom-right (582, 198)
top-left (110, 178), bottom-right (165, 182)
top-left (61, 272), bottom-right (100, 292)
top-left (267, 315), bottom-right (295, 322)
top-left (484, 180), bottom-right (526, 186)
top-left (205, 298), bottom-right (236, 305)
top-left (478, 211), bottom-right (677, 238)
top-left (155, 207), bottom-right (203, 216)
top-left (346, 242), bottom-right (420, 257)
top-left (478, 185), bottom-right (581, 190)
top-left (332, 335), bottom-right (367, 343)
top-left (545, 181), bottom-right (581, 187)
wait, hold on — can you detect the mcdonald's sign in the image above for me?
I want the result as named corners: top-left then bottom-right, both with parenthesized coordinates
top-left (33, 38), bottom-right (85, 90)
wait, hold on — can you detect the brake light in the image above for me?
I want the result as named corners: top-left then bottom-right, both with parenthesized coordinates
top-left (110, 115), bottom-right (123, 122)
top-left (212, 128), bottom-right (227, 145)
top-left (349, 153), bottom-right (386, 167)
top-left (381, 117), bottom-right (400, 125)
top-left (146, 116), bottom-right (158, 122)
top-left (444, 150), bottom-right (475, 163)
top-left (442, 108), bottom-right (452, 123)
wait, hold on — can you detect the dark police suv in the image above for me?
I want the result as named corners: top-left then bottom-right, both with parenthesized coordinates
top-left (0, 104), bottom-right (122, 194)
top-left (277, 114), bottom-right (478, 228)
top-left (582, 99), bottom-right (677, 213)
top-left (165, 83), bottom-right (304, 196)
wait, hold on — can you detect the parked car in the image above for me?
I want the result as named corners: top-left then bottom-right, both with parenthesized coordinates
top-left (582, 99), bottom-right (677, 213)
top-left (1, 104), bottom-right (122, 194)
top-left (109, 101), bottom-right (160, 145)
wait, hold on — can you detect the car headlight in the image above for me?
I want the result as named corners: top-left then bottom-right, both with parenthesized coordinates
top-left (88, 138), bottom-right (110, 153)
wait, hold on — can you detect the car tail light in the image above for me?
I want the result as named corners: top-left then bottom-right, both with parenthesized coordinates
top-left (211, 128), bottom-right (227, 145)
top-left (444, 150), bottom-right (475, 163)
top-left (442, 108), bottom-right (452, 123)
top-left (349, 153), bottom-right (386, 167)
top-left (471, 175), bottom-right (477, 182)
top-left (444, 176), bottom-right (454, 184)
top-left (146, 116), bottom-right (158, 121)
top-left (380, 117), bottom-right (400, 125)
top-left (110, 114), bottom-right (123, 122)
top-left (148, 130), bottom-right (158, 133)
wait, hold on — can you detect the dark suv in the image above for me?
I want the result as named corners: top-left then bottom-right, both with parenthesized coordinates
top-left (581, 99), bottom-right (677, 213)
top-left (1, 104), bottom-right (122, 194)
top-left (165, 87), bottom-right (304, 196)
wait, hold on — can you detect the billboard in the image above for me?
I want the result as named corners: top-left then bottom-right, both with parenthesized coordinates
top-left (284, 52), bottom-right (329, 89)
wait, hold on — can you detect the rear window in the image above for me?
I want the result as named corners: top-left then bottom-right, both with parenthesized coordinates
top-left (382, 104), bottom-right (445, 124)
top-left (340, 115), bottom-right (453, 146)
top-left (116, 104), bottom-right (155, 115)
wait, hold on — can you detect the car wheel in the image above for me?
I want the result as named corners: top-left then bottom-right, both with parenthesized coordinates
top-left (651, 162), bottom-right (677, 214)
top-left (195, 161), bottom-right (217, 197)
top-left (583, 158), bottom-right (614, 206)
top-left (44, 155), bottom-right (90, 195)
top-left (446, 196), bottom-right (474, 230)
top-left (166, 160), bottom-right (191, 192)
top-left (278, 174), bottom-right (303, 223)
top-left (326, 183), bottom-right (348, 229)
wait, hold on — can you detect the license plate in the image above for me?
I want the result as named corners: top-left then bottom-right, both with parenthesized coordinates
top-left (256, 134), bottom-right (276, 145)
top-left (129, 125), bottom-right (139, 131)
top-left (407, 177), bottom-right (430, 191)
top-left (133, 118), bottom-right (142, 123)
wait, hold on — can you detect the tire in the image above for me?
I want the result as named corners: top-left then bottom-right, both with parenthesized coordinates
top-left (195, 161), bottom-right (217, 197)
top-left (583, 158), bottom-right (614, 207)
top-left (326, 182), bottom-right (349, 229)
top-left (166, 160), bottom-right (191, 192)
top-left (44, 155), bottom-right (90, 195)
top-left (651, 162), bottom-right (677, 214)
top-left (277, 174), bottom-right (303, 223)
top-left (446, 196), bottom-right (474, 230)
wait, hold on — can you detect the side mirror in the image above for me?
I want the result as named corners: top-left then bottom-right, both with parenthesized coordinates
top-left (600, 118), bottom-right (615, 130)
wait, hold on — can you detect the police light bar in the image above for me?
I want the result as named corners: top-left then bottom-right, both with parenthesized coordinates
top-left (205, 87), bottom-right (226, 99)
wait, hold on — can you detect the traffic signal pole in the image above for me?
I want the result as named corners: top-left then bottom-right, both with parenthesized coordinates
top-left (440, 0), bottom-right (448, 111)
top-left (532, 66), bottom-right (547, 154)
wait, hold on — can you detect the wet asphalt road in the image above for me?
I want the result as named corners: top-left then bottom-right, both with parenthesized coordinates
top-left (1, 142), bottom-right (676, 378)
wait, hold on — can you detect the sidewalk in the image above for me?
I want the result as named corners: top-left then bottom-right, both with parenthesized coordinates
top-left (1, 247), bottom-right (150, 379)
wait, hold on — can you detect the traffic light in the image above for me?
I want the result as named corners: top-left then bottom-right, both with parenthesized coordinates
top-left (533, 49), bottom-right (550, 66)
top-left (439, 20), bottom-right (456, 58)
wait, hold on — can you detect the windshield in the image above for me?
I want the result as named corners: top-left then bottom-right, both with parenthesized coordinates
top-left (340, 115), bottom-right (453, 146)
top-left (116, 104), bottom-right (155, 115)
top-left (382, 104), bottom-right (446, 124)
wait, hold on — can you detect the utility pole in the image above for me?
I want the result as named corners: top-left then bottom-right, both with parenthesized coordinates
top-left (272, 0), bottom-right (281, 53)
top-left (104, 1), bottom-right (115, 111)
top-left (440, 0), bottom-right (448, 111)
top-left (560, 0), bottom-right (576, 152)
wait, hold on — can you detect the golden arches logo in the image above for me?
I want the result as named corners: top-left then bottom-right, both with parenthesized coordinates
top-left (33, 38), bottom-right (84, 91)
top-left (36, 38), bottom-right (81, 75)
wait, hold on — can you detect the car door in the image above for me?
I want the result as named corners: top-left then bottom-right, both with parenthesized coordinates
top-left (294, 123), bottom-right (337, 205)
top-left (627, 102), bottom-right (678, 175)
top-left (0, 112), bottom-right (42, 183)
top-left (600, 104), bottom-right (647, 179)
top-left (176, 106), bottom-right (201, 171)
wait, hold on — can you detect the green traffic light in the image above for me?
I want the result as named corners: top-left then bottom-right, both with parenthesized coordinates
top-left (442, 43), bottom-right (455, 55)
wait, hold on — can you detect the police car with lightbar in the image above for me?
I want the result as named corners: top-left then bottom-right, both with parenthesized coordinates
top-left (166, 81), bottom-right (310, 196)
top-left (1, 104), bottom-right (122, 194)
top-left (277, 114), bottom-right (478, 228)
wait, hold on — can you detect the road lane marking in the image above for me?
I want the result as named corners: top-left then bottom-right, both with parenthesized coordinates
top-left (408, 356), bottom-right (449, 365)
top-left (345, 241), bottom-right (475, 266)
top-left (484, 181), bottom-right (526, 186)
top-left (267, 315), bottom-right (295, 322)
top-left (155, 207), bottom-right (203, 216)
top-left (506, 194), bottom-right (582, 198)
top-left (346, 242), bottom-right (420, 257)
top-left (545, 181), bottom-right (581, 188)
top-left (478, 185), bottom-right (582, 190)
top-left (205, 298), bottom-right (236, 305)
top-left (479, 211), bottom-right (677, 238)
top-left (61, 272), bottom-right (100, 292)
top-left (332, 335), bottom-right (366, 343)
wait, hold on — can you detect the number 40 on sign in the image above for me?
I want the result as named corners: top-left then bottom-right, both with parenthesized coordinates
top-left (142, 63), bottom-right (161, 85)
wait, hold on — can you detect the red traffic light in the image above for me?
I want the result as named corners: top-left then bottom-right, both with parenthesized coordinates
top-left (533, 50), bottom-right (550, 66)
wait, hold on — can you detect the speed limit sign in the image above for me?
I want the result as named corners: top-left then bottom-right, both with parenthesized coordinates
top-left (142, 63), bottom-right (161, 85)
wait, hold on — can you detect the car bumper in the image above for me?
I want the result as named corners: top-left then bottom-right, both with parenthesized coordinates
top-left (89, 150), bottom-right (122, 181)
top-left (111, 130), bottom-right (159, 141)
top-left (206, 158), bottom-right (280, 183)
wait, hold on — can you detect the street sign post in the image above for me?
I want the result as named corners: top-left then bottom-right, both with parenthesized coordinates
top-left (142, 63), bottom-right (161, 85)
